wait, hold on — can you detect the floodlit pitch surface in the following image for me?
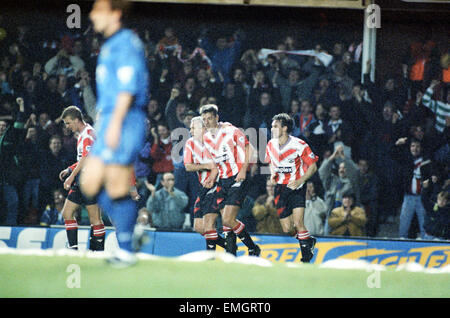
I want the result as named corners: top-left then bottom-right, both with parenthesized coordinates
top-left (0, 250), bottom-right (449, 298)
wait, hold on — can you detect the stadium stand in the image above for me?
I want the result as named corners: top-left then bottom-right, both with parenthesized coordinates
top-left (0, 1), bottom-right (448, 241)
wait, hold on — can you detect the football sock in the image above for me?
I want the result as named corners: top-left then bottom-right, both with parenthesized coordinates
top-left (233, 220), bottom-right (257, 249)
top-left (204, 230), bottom-right (219, 250)
top-left (65, 220), bottom-right (78, 249)
top-left (223, 226), bottom-right (237, 255)
top-left (222, 226), bottom-right (232, 237)
top-left (296, 230), bottom-right (311, 241)
top-left (90, 224), bottom-right (106, 251)
top-left (108, 195), bottom-right (138, 252)
top-left (216, 234), bottom-right (226, 249)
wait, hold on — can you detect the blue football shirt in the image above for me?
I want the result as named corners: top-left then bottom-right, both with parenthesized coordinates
top-left (95, 28), bottom-right (149, 117)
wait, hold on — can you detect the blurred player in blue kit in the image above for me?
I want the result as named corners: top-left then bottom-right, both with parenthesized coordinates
top-left (80, 0), bottom-right (149, 267)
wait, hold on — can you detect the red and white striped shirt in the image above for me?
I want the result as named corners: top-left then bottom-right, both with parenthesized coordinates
top-left (411, 157), bottom-right (423, 195)
top-left (203, 122), bottom-right (249, 179)
top-left (265, 136), bottom-right (318, 188)
top-left (69, 124), bottom-right (95, 171)
top-left (183, 137), bottom-right (215, 185)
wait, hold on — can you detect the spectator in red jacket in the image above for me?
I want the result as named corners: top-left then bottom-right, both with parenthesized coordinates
top-left (150, 121), bottom-right (174, 188)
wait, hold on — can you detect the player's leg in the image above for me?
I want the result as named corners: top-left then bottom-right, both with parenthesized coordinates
top-left (203, 213), bottom-right (225, 250)
top-left (222, 204), bottom-right (260, 256)
top-left (292, 207), bottom-right (316, 263)
top-left (224, 177), bottom-right (261, 256)
top-left (103, 164), bottom-right (138, 253)
top-left (193, 217), bottom-right (204, 235)
top-left (398, 195), bottom-right (414, 238)
top-left (193, 196), bottom-right (204, 235)
top-left (79, 156), bottom-right (106, 199)
top-left (215, 182), bottom-right (235, 254)
top-left (86, 204), bottom-right (105, 251)
top-left (279, 215), bottom-right (296, 236)
top-left (62, 198), bottom-right (80, 250)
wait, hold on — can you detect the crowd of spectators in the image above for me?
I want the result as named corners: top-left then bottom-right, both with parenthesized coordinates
top-left (0, 18), bottom-right (449, 240)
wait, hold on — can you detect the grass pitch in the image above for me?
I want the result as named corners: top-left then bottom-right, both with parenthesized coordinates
top-left (0, 252), bottom-right (449, 298)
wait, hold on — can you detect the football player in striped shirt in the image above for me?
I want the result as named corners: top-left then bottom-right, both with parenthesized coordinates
top-left (183, 116), bottom-right (226, 251)
top-left (265, 113), bottom-right (318, 262)
top-left (59, 106), bottom-right (105, 251)
top-left (200, 104), bottom-right (260, 256)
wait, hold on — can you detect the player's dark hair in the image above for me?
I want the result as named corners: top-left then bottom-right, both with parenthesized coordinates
top-left (61, 105), bottom-right (83, 121)
top-left (272, 113), bottom-right (294, 134)
top-left (199, 104), bottom-right (218, 117)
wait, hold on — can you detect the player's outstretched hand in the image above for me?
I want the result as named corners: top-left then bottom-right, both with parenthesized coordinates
top-left (203, 177), bottom-right (214, 189)
top-left (64, 175), bottom-right (74, 190)
top-left (59, 168), bottom-right (70, 181)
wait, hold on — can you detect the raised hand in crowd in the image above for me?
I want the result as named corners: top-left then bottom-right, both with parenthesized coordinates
top-left (16, 97), bottom-right (25, 113)
top-left (429, 79), bottom-right (440, 89)
top-left (25, 113), bottom-right (37, 129)
top-left (144, 180), bottom-right (156, 197)
top-left (150, 126), bottom-right (159, 143)
top-left (395, 137), bottom-right (408, 147)
top-left (169, 87), bottom-right (180, 101)
top-left (329, 144), bottom-right (345, 161)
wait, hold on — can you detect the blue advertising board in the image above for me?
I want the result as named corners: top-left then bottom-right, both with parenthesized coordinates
top-left (1, 226), bottom-right (449, 268)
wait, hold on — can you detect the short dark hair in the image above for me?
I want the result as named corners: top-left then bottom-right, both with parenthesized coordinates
top-left (199, 104), bottom-right (218, 117)
top-left (342, 191), bottom-right (356, 201)
top-left (272, 113), bottom-right (294, 134)
top-left (49, 134), bottom-right (62, 144)
top-left (61, 105), bottom-right (83, 121)
top-left (156, 121), bottom-right (169, 130)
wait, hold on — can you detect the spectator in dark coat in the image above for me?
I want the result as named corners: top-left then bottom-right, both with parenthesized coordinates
top-left (421, 179), bottom-right (449, 240)
top-left (0, 98), bottom-right (26, 225)
top-left (38, 134), bottom-right (71, 212)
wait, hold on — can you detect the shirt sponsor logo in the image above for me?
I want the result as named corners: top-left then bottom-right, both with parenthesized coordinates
top-left (214, 154), bottom-right (229, 163)
top-left (276, 166), bottom-right (293, 173)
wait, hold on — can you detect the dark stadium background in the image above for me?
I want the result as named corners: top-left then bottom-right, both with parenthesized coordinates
top-left (1, 0), bottom-right (449, 84)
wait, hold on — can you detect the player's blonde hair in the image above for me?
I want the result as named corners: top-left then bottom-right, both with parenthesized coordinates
top-left (190, 116), bottom-right (204, 127)
top-left (61, 105), bottom-right (83, 121)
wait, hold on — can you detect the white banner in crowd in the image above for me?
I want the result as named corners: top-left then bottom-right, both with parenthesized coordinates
top-left (257, 48), bottom-right (334, 67)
